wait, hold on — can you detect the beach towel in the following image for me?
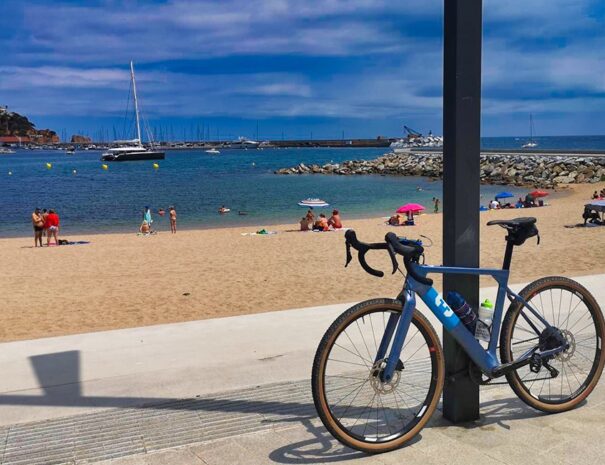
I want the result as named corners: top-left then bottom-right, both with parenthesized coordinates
top-left (241, 230), bottom-right (278, 236)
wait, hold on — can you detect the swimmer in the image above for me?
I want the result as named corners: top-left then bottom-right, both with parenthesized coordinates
top-left (218, 205), bottom-right (230, 214)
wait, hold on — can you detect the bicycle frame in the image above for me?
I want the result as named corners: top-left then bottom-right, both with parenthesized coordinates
top-left (377, 262), bottom-right (559, 383)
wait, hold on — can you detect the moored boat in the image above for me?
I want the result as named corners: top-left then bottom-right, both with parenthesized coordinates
top-left (101, 61), bottom-right (165, 162)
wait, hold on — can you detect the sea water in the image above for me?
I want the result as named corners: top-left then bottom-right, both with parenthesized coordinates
top-left (1, 136), bottom-right (603, 237)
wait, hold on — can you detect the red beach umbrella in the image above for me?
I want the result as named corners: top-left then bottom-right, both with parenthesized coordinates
top-left (529, 190), bottom-right (549, 198)
top-left (396, 203), bottom-right (425, 214)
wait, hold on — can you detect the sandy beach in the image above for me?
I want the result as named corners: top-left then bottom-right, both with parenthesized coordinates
top-left (1, 182), bottom-right (603, 342)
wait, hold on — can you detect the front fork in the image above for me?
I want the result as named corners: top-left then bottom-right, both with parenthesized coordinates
top-left (375, 285), bottom-right (416, 382)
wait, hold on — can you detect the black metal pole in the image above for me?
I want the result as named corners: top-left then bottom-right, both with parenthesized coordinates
top-left (442, 0), bottom-right (482, 423)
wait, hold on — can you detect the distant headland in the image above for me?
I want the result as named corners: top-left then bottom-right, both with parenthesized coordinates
top-left (0, 106), bottom-right (60, 145)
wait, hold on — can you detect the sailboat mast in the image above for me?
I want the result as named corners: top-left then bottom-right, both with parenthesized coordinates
top-left (130, 61), bottom-right (142, 145)
top-left (529, 114), bottom-right (533, 142)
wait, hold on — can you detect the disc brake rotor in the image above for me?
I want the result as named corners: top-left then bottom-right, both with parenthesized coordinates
top-left (369, 359), bottom-right (401, 394)
top-left (555, 329), bottom-right (576, 362)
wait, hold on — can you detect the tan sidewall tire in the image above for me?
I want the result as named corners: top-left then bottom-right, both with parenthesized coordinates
top-left (312, 299), bottom-right (444, 453)
top-left (501, 277), bottom-right (605, 413)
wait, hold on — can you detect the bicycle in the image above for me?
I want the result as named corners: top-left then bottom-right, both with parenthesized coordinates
top-left (311, 217), bottom-right (605, 453)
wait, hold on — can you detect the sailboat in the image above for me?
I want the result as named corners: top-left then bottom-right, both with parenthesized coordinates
top-left (101, 62), bottom-right (165, 162)
top-left (521, 114), bottom-right (538, 149)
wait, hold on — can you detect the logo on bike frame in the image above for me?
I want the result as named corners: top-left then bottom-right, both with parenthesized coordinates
top-left (423, 288), bottom-right (458, 330)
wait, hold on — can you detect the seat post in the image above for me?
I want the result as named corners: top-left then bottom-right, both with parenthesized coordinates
top-left (502, 239), bottom-right (514, 270)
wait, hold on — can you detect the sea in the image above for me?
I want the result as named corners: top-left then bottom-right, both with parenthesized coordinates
top-left (1, 135), bottom-right (604, 237)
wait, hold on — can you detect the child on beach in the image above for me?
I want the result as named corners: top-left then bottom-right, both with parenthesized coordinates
top-left (433, 197), bottom-right (440, 213)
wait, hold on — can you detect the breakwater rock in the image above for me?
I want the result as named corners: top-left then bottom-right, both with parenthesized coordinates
top-left (274, 152), bottom-right (605, 188)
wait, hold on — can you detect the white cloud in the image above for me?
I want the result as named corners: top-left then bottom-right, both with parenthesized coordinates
top-left (2, 0), bottom-right (603, 133)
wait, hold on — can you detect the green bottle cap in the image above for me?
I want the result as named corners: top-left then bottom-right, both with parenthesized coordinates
top-left (482, 299), bottom-right (494, 309)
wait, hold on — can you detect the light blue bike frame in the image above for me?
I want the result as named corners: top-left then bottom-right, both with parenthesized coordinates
top-left (377, 262), bottom-right (560, 382)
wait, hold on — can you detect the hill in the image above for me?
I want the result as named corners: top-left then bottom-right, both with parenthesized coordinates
top-left (0, 106), bottom-right (59, 144)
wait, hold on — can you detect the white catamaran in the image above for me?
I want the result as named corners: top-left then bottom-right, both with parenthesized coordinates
top-left (102, 61), bottom-right (164, 162)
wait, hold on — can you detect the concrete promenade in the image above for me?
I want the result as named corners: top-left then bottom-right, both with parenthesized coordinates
top-left (0, 274), bottom-right (603, 464)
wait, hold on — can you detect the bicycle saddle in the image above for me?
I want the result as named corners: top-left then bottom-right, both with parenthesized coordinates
top-left (486, 217), bottom-right (536, 228)
top-left (487, 217), bottom-right (539, 245)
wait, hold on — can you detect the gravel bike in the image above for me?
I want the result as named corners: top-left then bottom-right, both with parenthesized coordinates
top-left (312, 217), bottom-right (604, 453)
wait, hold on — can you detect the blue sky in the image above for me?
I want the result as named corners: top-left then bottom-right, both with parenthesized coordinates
top-left (1, 0), bottom-right (604, 141)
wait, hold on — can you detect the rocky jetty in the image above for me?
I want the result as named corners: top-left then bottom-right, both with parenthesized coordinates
top-left (274, 152), bottom-right (605, 188)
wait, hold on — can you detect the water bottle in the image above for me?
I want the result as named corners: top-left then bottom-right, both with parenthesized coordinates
top-left (445, 291), bottom-right (477, 333)
top-left (475, 299), bottom-right (494, 342)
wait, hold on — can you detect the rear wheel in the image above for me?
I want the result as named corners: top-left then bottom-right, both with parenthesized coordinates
top-left (312, 299), bottom-right (444, 453)
top-left (500, 277), bottom-right (605, 412)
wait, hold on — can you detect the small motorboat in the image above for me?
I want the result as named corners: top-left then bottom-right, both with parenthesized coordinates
top-left (218, 207), bottom-right (231, 214)
top-left (205, 148), bottom-right (220, 155)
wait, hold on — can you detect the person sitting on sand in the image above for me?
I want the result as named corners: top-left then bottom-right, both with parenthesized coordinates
top-left (313, 213), bottom-right (329, 231)
top-left (583, 207), bottom-right (601, 226)
top-left (593, 191), bottom-right (599, 200)
top-left (489, 199), bottom-right (500, 210)
top-left (46, 209), bottom-right (60, 246)
top-left (140, 220), bottom-right (151, 234)
top-left (306, 208), bottom-right (315, 223)
top-left (515, 197), bottom-right (524, 208)
top-left (328, 210), bottom-right (343, 229)
top-left (300, 216), bottom-right (311, 231)
top-left (388, 214), bottom-right (404, 226)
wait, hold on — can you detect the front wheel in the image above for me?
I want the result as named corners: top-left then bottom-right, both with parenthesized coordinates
top-left (500, 276), bottom-right (605, 413)
top-left (312, 299), bottom-right (444, 453)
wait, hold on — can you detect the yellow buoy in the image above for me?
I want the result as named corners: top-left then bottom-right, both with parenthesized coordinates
top-left (102, 164), bottom-right (108, 170)
top-left (46, 163), bottom-right (52, 169)
top-left (153, 163), bottom-right (159, 169)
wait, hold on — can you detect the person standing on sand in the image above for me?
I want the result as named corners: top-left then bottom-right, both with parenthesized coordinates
top-left (143, 206), bottom-right (153, 230)
top-left (41, 208), bottom-right (49, 239)
top-left (46, 209), bottom-right (60, 246)
top-left (169, 206), bottom-right (177, 234)
top-left (433, 197), bottom-right (440, 213)
top-left (32, 208), bottom-right (44, 247)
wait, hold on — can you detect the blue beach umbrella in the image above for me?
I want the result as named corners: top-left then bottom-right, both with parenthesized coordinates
top-left (495, 192), bottom-right (514, 200)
